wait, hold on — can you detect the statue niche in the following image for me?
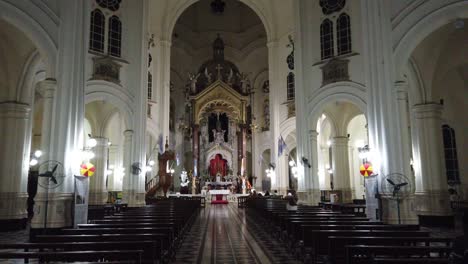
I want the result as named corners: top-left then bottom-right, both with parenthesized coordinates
top-left (208, 113), bottom-right (228, 143)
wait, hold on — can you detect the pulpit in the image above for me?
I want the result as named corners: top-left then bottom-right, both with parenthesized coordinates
top-left (158, 139), bottom-right (175, 197)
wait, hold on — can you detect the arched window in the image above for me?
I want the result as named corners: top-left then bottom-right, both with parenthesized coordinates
top-left (337, 13), bottom-right (351, 55)
top-left (287, 72), bottom-right (295, 101)
top-left (442, 125), bottom-right (460, 184)
top-left (89, 9), bottom-right (105, 53)
top-left (320, 19), bottom-right (334, 60)
top-left (108, 16), bottom-right (122, 57)
top-left (147, 72), bottom-right (152, 100)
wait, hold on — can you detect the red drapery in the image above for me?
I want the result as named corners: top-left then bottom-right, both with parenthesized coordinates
top-left (209, 154), bottom-right (227, 176)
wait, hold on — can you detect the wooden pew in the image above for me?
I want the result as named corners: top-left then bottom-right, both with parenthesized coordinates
top-left (0, 241), bottom-right (156, 263)
top-left (301, 229), bottom-right (430, 262)
top-left (329, 236), bottom-right (454, 264)
top-left (0, 250), bottom-right (143, 263)
top-left (346, 245), bottom-right (452, 264)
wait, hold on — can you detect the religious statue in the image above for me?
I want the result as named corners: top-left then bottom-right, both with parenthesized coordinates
top-left (237, 72), bottom-right (249, 94)
top-left (188, 72), bottom-right (200, 94)
top-left (262, 80), bottom-right (269, 93)
top-left (204, 67), bottom-right (212, 84)
top-left (227, 68), bottom-right (234, 86)
top-left (180, 170), bottom-right (190, 194)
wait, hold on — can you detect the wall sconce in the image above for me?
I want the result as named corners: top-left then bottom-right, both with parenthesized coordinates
top-left (29, 150), bottom-right (43, 167)
top-left (358, 145), bottom-right (371, 161)
top-left (301, 157), bottom-right (311, 168)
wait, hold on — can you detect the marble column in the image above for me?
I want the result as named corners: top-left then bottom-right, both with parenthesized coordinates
top-left (122, 130), bottom-right (133, 205)
top-left (36, 79), bottom-right (57, 162)
top-left (153, 39), bottom-right (172, 141)
top-left (412, 103), bottom-right (450, 215)
top-left (386, 82), bottom-right (418, 224)
top-left (332, 136), bottom-right (352, 202)
top-left (267, 41), bottom-right (281, 192)
top-left (192, 125), bottom-right (199, 177)
top-left (238, 125), bottom-right (247, 176)
top-left (0, 102), bottom-right (31, 229)
top-left (89, 137), bottom-right (109, 205)
top-left (395, 82), bottom-right (414, 186)
top-left (304, 130), bottom-right (321, 205)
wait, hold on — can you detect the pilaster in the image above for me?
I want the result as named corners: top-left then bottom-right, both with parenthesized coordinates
top-left (331, 136), bottom-right (352, 202)
top-left (412, 103), bottom-right (450, 215)
top-left (89, 137), bottom-right (109, 205)
top-left (0, 102), bottom-right (31, 228)
top-left (122, 130), bottom-right (133, 204)
top-left (36, 78), bottom-right (57, 162)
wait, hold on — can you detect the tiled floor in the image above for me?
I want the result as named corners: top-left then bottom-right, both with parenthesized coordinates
top-left (173, 204), bottom-right (300, 264)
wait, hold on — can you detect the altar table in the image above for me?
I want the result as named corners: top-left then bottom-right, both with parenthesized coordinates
top-left (209, 189), bottom-right (230, 204)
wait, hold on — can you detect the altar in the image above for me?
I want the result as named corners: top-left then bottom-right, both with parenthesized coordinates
top-left (209, 189), bottom-right (230, 204)
top-left (205, 181), bottom-right (232, 188)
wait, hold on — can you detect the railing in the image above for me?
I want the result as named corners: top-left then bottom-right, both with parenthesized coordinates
top-left (145, 175), bottom-right (159, 192)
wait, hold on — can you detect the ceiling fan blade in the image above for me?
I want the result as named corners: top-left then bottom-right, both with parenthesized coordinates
top-left (386, 179), bottom-right (396, 186)
top-left (51, 164), bottom-right (58, 174)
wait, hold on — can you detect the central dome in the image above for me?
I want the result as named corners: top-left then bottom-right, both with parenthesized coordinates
top-left (195, 34), bottom-right (245, 94)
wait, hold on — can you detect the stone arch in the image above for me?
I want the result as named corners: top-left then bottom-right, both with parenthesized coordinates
top-left (164, 0), bottom-right (273, 42)
top-left (0, 1), bottom-right (58, 76)
top-left (306, 81), bottom-right (367, 129)
top-left (393, 1), bottom-right (468, 77)
top-left (85, 81), bottom-right (133, 130)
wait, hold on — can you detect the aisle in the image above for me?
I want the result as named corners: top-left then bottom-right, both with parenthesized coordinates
top-left (173, 204), bottom-right (300, 264)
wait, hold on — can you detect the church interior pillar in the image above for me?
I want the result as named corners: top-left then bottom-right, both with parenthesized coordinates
top-left (193, 125), bottom-right (200, 177)
top-left (306, 130), bottom-right (321, 204)
top-left (0, 102), bottom-right (30, 229)
top-left (122, 130), bottom-right (134, 205)
top-left (331, 136), bottom-right (352, 202)
top-left (36, 79), bottom-right (57, 162)
top-left (412, 103), bottom-right (450, 216)
top-left (89, 137), bottom-right (109, 205)
top-left (238, 124), bottom-right (247, 176)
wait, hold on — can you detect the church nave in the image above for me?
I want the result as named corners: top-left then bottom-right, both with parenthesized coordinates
top-left (174, 204), bottom-right (299, 264)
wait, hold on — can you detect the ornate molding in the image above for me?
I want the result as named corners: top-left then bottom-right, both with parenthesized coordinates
top-left (91, 56), bottom-right (122, 84)
top-left (321, 58), bottom-right (350, 86)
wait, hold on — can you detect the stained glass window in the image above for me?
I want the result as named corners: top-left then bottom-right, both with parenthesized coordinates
top-left (108, 16), bottom-right (122, 57)
top-left (287, 72), bottom-right (295, 101)
top-left (337, 13), bottom-right (352, 55)
top-left (442, 125), bottom-right (460, 184)
top-left (89, 9), bottom-right (105, 53)
top-left (96, 0), bottom-right (121, 11)
top-left (320, 19), bottom-right (334, 60)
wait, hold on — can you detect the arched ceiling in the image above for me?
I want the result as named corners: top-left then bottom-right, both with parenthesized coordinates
top-left (0, 20), bottom-right (36, 102)
top-left (173, 0), bottom-right (266, 51)
top-left (410, 19), bottom-right (468, 101)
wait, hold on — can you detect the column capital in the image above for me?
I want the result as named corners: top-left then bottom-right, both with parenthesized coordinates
top-left (0, 102), bottom-right (31, 119)
top-left (308, 130), bottom-right (319, 138)
top-left (395, 81), bottom-right (408, 101)
top-left (332, 136), bottom-right (349, 146)
top-left (37, 78), bottom-right (57, 98)
top-left (412, 103), bottom-right (443, 118)
top-left (394, 80), bottom-right (408, 91)
top-left (123, 130), bottom-right (134, 137)
top-left (92, 137), bottom-right (109, 147)
top-left (159, 40), bottom-right (172, 48)
top-left (266, 40), bottom-right (278, 49)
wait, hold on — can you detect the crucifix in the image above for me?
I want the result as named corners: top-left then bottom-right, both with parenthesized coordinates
top-left (216, 64), bottom-right (223, 80)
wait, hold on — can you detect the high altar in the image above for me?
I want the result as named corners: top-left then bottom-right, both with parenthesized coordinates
top-left (186, 35), bottom-right (250, 190)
